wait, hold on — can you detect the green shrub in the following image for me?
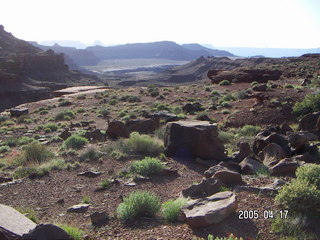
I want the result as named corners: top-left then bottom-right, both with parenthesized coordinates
top-left (76, 94), bottom-right (86, 100)
top-left (80, 147), bottom-right (101, 161)
top-left (220, 101), bottom-right (231, 108)
top-left (271, 217), bottom-right (316, 240)
top-left (64, 135), bottom-right (88, 150)
top-left (44, 128), bottom-right (51, 133)
top-left (218, 131), bottom-right (235, 144)
top-left (117, 191), bottom-right (161, 221)
top-left (14, 159), bottom-right (68, 178)
top-left (219, 80), bottom-right (231, 86)
top-left (97, 109), bottom-right (110, 118)
top-left (119, 95), bottom-right (141, 102)
top-left (55, 110), bottom-right (75, 121)
top-left (155, 103), bottom-right (172, 112)
top-left (58, 224), bottom-right (85, 240)
top-left (82, 196), bottom-right (90, 204)
top-left (16, 115), bottom-right (32, 124)
top-left (39, 110), bottom-right (49, 115)
top-left (100, 179), bottom-right (111, 188)
top-left (109, 99), bottom-right (118, 105)
top-left (18, 136), bottom-right (34, 146)
top-left (220, 93), bottom-right (235, 103)
top-left (221, 109), bottom-right (230, 114)
top-left (76, 108), bottom-right (85, 113)
top-left (44, 123), bottom-right (58, 132)
top-left (109, 149), bottom-right (128, 160)
top-left (238, 125), bottom-right (260, 137)
top-left (111, 132), bottom-right (164, 157)
top-left (161, 198), bottom-right (187, 223)
top-left (130, 157), bottom-right (164, 176)
top-left (150, 89), bottom-right (160, 97)
top-left (154, 127), bottom-right (166, 141)
top-left (22, 143), bottom-right (54, 165)
top-left (284, 84), bottom-right (294, 88)
top-left (0, 145), bottom-right (10, 153)
top-left (275, 179), bottom-right (320, 217)
top-left (293, 93), bottom-right (320, 116)
top-left (58, 100), bottom-right (72, 107)
top-left (251, 81), bottom-right (259, 86)
top-left (234, 90), bottom-right (247, 100)
top-left (0, 116), bottom-right (7, 122)
top-left (296, 164), bottom-right (320, 188)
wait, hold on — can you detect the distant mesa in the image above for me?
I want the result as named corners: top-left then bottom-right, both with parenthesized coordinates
top-left (30, 40), bottom-right (235, 68)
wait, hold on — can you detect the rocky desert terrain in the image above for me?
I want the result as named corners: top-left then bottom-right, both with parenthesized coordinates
top-left (0, 26), bottom-right (320, 240)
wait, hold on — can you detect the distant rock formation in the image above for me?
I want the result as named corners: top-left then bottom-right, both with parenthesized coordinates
top-left (86, 41), bottom-right (235, 61)
top-left (0, 25), bottom-right (101, 111)
top-left (29, 42), bottom-right (100, 67)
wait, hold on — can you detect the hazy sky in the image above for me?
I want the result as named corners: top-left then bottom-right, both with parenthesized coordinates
top-left (1, 0), bottom-right (320, 48)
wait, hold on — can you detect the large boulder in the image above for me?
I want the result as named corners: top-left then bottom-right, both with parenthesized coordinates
top-left (182, 178), bottom-right (222, 199)
top-left (22, 224), bottom-right (71, 240)
top-left (258, 143), bottom-right (286, 166)
top-left (239, 157), bottom-right (266, 175)
top-left (59, 129), bottom-right (71, 140)
top-left (182, 103), bottom-right (204, 113)
top-left (233, 142), bottom-right (252, 163)
top-left (253, 132), bottom-right (291, 156)
top-left (125, 118), bottom-right (159, 134)
top-left (152, 111), bottom-right (179, 122)
top-left (269, 158), bottom-right (304, 176)
top-left (106, 120), bottom-right (129, 139)
top-left (84, 129), bottom-right (105, 142)
top-left (252, 83), bottom-right (267, 91)
top-left (299, 112), bottom-right (320, 132)
top-left (0, 204), bottom-right (36, 240)
top-left (181, 191), bottom-right (237, 227)
top-left (279, 122), bottom-right (294, 135)
top-left (9, 108), bottom-right (29, 117)
top-left (287, 132), bottom-right (309, 151)
top-left (164, 121), bottom-right (226, 161)
top-left (204, 165), bottom-right (227, 179)
top-left (213, 170), bottom-right (242, 184)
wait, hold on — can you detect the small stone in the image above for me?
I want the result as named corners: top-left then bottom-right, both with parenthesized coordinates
top-left (77, 171), bottom-right (101, 178)
top-left (67, 204), bottom-right (90, 213)
top-left (22, 224), bottom-right (71, 240)
top-left (90, 211), bottom-right (109, 226)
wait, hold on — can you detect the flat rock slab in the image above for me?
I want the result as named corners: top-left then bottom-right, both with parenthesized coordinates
top-left (181, 191), bottom-right (237, 227)
top-left (0, 204), bottom-right (36, 239)
top-left (67, 204), bottom-right (90, 213)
